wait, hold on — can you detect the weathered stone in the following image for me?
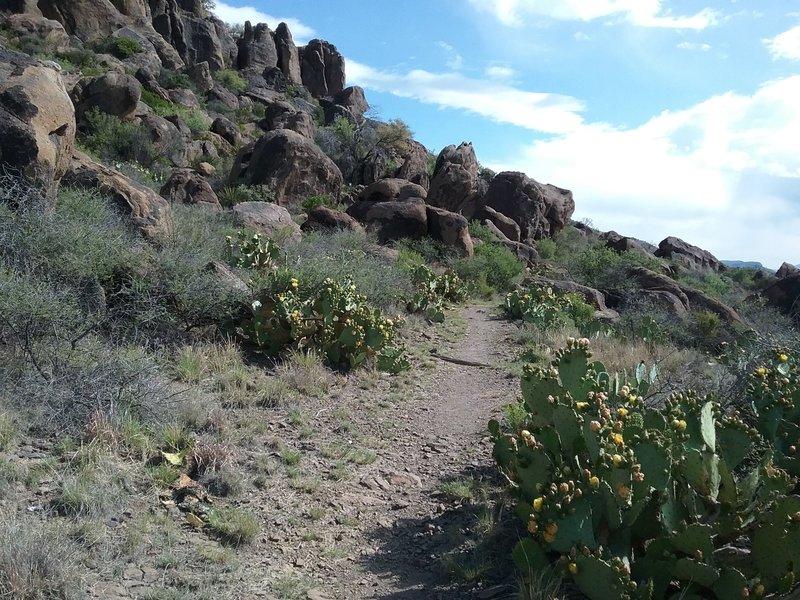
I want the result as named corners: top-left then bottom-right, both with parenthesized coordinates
top-left (274, 22), bottom-right (301, 85)
top-left (426, 206), bottom-right (473, 257)
top-left (137, 112), bottom-right (188, 166)
top-left (232, 201), bottom-right (301, 242)
top-left (0, 48), bottom-right (75, 195)
top-left (359, 178), bottom-right (427, 203)
top-left (301, 206), bottom-right (363, 233)
top-left (776, 262), bottom-right (799, 279)
top-left (330, 86), bottom-right (368, 122)
top-left (206, 84), bottom-right (239, 111)
top-left (236, 21), bottom-right (277, 72)
top-left (73, 72), bottom-right (141, 120)
top-left (63, 150), bottom-right (170, 239)
top-left (347, 198), bottom-right (428, 243)
top-left (655, 236), bottom-right (725, 273)
top-left (159, 168), bottom-right (220, 210)
top-left (5, 13), bottom-right (70, 50)
top-left (300, 39), bottom-right (345, 98)
top-left (762, 274), bottom-right (800, 320)
top-left (427, 143), bottom-right (478, 214)
top-left (167, 87), bottom-right (200, 108)
top-left (602, 230), bottom-right (657, 257)
top-left (188, 61), bottom-right (213, 93)
top-left (483, 171), bottom-right (575, 243)
top-left (210, 116), bottom-right (241, 147)
top-left (479, 206), bottom-right (520, 242)
top-left (397, 140), bottom-right (431, 190)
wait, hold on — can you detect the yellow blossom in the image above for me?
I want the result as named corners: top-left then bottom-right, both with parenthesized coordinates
top-left (589, 476), bottom-right (600, 489)
top-left (568, 562), bottom-right (578, 575)
top-left (533, 497), bottom-right (544, 512)
top-left (779, 354), bottom-right (789, 363)
top-left (612, 433), bottom-right (624, 446)
top-left (575, 402), bottom-right (589, 410)
top-left (756, 367), bottom-right (767, 377)
top-left (617, 408), bottom-right (629, 418)
top-left (612, 454), bottom-right (623, 467)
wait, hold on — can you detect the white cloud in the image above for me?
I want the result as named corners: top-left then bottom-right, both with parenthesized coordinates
top-left (764, 24), bottom-right (800, 60)
top-left (437, 42), bottom-right (464, 70)
top-left (212, 2), bottom-right (315, 43)
top-left (677, 42), bottom-right (711, 51)
top-left (347, 59), bottom-right (584, 135)
top-left (485, 65), bottom-right (516, 79)
top-left (485, 76), bottom-right (800, 266)
top-left (469, 0), bottom-right (718, 30)
top-left (574, 31), bottom-right (591, 41)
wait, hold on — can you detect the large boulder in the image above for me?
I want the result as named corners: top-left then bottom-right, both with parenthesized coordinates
top-left (359, 178), bottom-right (427, 203)
top-left (347, 197), bottom-right (427, 244)
top-left (63, 150), bottom-right (171, 239)
top-left (777, 262), bottom-right (800, 279)
top-left (210, 116), bottom-right (241, 147)
top-left (232, 201), bottom-right (301, 242)
top-left (426, 142), bottom-right (479, 214)
top-left (137, 112), bottom-right (188, 166)
top-left (73, 72), bottom-right (141, 121)
top-left (527, 276), bottom-right (619, 322)
top-left (0, 48), bottom-right (76, 195)
top-left (479, 206), bottom-right (520, 242)
top-left (229, 130), bottom-right (343, 205)
top-left (259, 101), bottom-right (315, 138)
top-left (274, 22), bottom-right (301, 85)
top-left (36, 0), bottom-right (129, 40)
top-left (483, 171), bottom-right (575, 243)
top-left (236, 21), bottom-right (277, 72)
top-left (300, 39), bottom-right (345, 98)
top-left (762, 274), bottom-right (800, 320)
top-left (301, 206), bottom-right (363, 233)
top-left (5, 13), bottom-right (70, 50)
top-left (327, 86), bottom-right (368, 124)
top-left (602, 230), bottom-right (657, 257)
top-left (397, 140), bottom-right (430, 190)
top-left (655, 236), bottom-right (725, 273)
top-left (481, 220), bottom-right (539, 264)
top-left (159, 168), bottom-right (220, 211)
top-left (426, 206), bottom-right (473, 257)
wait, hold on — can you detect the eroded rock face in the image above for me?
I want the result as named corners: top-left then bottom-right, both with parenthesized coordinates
top-left (230, 130), bottom-right (343, 205)
top-left (301, 206), bottom-right (363, 233)
top-left (300, 39), bottom-right (345, 98)
top-left (63, 150), bottom-right (171, 239)
top-left (359, 178), bottom-right (427, 203)
top-left (777, 262), bottom-right (799, 279)
top-left (5, 14), bottom-right (70, 50)
top-left (0, 48), bottom-right (76, 195)
top-left (762, 274), bottom-right (800, 320)
top-left (236, 21), bottom-right (277, 72)
top-left (232, 201), bottom-right (301, 242)
top-left (397, 140), bottom-right (430, 190)
top-left (426, 206), bottom-right (473, 257)
top-left (426, 143), bottom-right (479, 214)
top-left (73, 72), bottom-right (142, 121)
top-left (159, 168), bottom-right (220, 210)
top-left (327, 86), bottom-right (368, 123)
top-left (655, 236), bottom-right (725, 273)
top-left (479, 206), bottom-right (520, 242)
top-left (483, 171), bottom-right (575, 243)
top-left (36, 0), bottom-right (129, 40)
top-left (602, 231), bottom-right (657, 257)
top-left (274, 22), bottom-right (301, 85)
top-left (346, 197), bottom-right (428, 244)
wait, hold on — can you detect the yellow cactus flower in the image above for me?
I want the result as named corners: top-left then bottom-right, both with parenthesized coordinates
top-left (617, 408), bottom-right (629, 418)
top-left (612, 454), bottom-right (623, 467)
top-left (627, 394), bottom-right (638, 404)
top-left (533, 497), bottom-right (544, 512)
top-left (676, 420), bottom-right (687, 432)
top-left (568, 562), bottom-right (578, 575)
top-left (589, 476), bottom-right (600, 489)
top-left (756, 367), bottom-right (767, 377)
top-left (779, 353), bottom-right (789, 363)
top-left (575, 402), bottom-right (589, 410)
top-left (612, 433), bottom-right (624, 446)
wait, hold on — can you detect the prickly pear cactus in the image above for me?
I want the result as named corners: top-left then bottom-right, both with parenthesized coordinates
top-left (490, 339), bottom-right (800, 599)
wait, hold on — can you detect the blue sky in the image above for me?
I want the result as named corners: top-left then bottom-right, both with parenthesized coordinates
top-left (213, 1), bottom-right (800, 268)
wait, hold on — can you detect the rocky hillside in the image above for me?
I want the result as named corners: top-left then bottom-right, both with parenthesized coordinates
top-left (1, 3), bottom-right (800, 599)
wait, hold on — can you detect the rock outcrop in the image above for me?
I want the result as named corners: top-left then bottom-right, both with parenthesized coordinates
top-left (159, 168), bottom-right (220, 210)
top-left (655, 236), bottom-right (725, 273)
top-left (0, 48), bottom-right (76, 195)
top-left (274, 22), bottom-right (302, 85)
top-left (301, 206), bottom-right (364, 233)
top-left (63, 150), bottom-right (170, 239)
top-left (346, 198), bottom-right (428, 244)
top-left (762, 274), bottom-right (800, 320)
top-left (527, 276), bottom-right (619, 322)
top-left (236, 21), bottom-right (277, 72)
top-left (776, 262), bottom-right (799, 279)
top-left (230, 130), bottom-right (343, 205)
top-left (72, 73), bottom-right (142, 121)
top-left (300, 39), bottom-right (345, 98)
top-left (397, 140), bottom-right (431, 190)
top-left (602, 231), bottom-right (657, 258)
top-left (483, 171), bottom-right (575, 243)
top-left (426, 206), bottom-right (473, 257)
top-left (426, 142), bottom-right (479, 214)
top-left (359, 179), bottom-right (427, 203)
top-left (479, 206), bottom-right (521, 242)
top-left (232, 201), bottom-right (302, 242)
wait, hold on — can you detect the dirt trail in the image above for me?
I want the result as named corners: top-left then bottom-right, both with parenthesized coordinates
top-left (338, 303), bottom-right (522, 599)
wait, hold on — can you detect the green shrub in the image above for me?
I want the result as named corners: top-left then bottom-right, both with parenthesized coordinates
top-left (450, 241), bottom-right (524, 295)
top-left (301, 194), bottom-right (335, 211)
top-left (139, 90), bottom-right (209, 134)
top-left (467, 221), bottom-right (495, 243)
top-left (490, 339), bottom-right (800, 599)
top-left (81, 107), bottom-right (155, 164)
top-left (218, 184), bottom-right (276, 208)
top-left (694, 309), bottom-right (721, 338)
top-left (215, 69), bottom-right (247, 94)
top-left (225, 231), bottom-right (279, 271)
top-left (406, 264), bottom-right (468, 323)
top-left (238, 274), bottom-right (408, 372)
top-left (569, 244), bottom-right (663, 290)
top-left (504, 286), bottom-right (597, 332)
top-left (536, 238), bottom-right (557, 260)
top-left (206, 507), bottom-right (259, 547)
top-left (158, 69), bottom-right (192, 90)
top-left (96, 36), bottom-right (143, 59)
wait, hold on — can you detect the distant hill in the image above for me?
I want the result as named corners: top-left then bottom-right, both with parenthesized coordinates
top-left (723, 260), bottom-right (766, 269)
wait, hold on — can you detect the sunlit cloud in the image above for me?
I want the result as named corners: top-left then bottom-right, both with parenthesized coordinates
top-left (212, 2), bottom-right (315, 43)
top-left (468, 0), bottom-right (719, 30)
top-left (347, 59), bottom-right (585, 135)
top-left (764, 24), bottom-right (800, 60)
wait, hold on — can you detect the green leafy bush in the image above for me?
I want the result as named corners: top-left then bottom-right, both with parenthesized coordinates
top-left (237, 276), bottom-right (409, 372)
top-left (505, 286), bottom-right (597, 332)
top-left (215, 69), bottom-right (247, 94)
top-left (569, 245), bottom-right (663, 291)
top-left (451, 240), bottom-right (525, 295)
top-left (301, 194), bottom-right (336, 211)
top-left (96, 36), bottom-right (143, 59)
top-left (406, 264), bottom-right (467, 323)
top-left (225, 231), bottom-right (279, 271)
top-left (158, 69), bottom-right (192, 90)
top-left (81, 107), bottom-right (155, 164)
top-left (218, 185), bottom-right (276, 208)
top-left (490, 338), bottom-right (800, 599)
top-left (139, 90), bottom-right (209, 134)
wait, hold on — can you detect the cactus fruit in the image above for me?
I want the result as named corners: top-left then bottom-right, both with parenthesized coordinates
top-left (491, 340), bottom-right (800, 599)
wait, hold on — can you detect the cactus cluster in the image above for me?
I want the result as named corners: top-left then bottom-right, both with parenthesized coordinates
top-left (406, 264), bottom-right (467, 323)
top-left (504, 286), bottom-right (597, 331)
top-left (237, 276), bottom-right (409, 372)
top-left (225, 231), bottom-right (279, 272)
top-left (490, 339), bottom-right (800, 599)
